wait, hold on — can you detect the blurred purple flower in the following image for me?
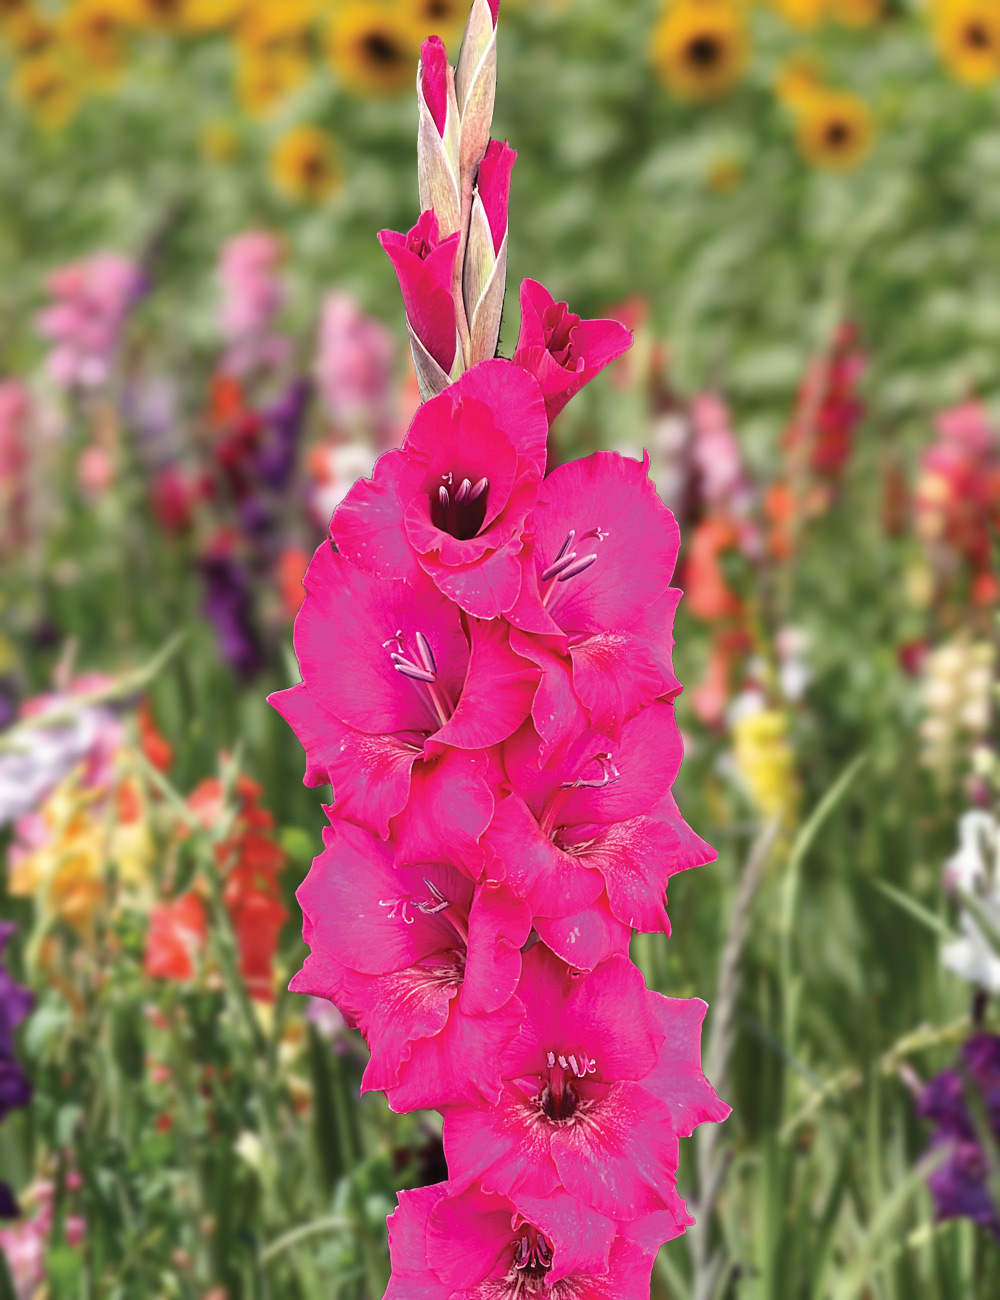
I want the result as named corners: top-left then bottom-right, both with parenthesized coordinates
top-left (199, 553), bottom-right (265, 679)
top-left (252, 378), bottom-right (311, 491)
top-left (918, 1032), bottom-right (1000, 1237)
top-left (0, 923), bottom-right (32, 1220)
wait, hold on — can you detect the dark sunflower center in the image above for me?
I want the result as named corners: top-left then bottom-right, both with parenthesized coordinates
top-left (302, 152), bottom-right (327, 181)
top-left (686, 34), bottom-right (723, 68)
top-left (364, 30), bottom-right (405, 66)
top-left (426, 0), bottom-right (454, 17)
top-left (964, 21), bottom-right (993, 50)
top-left (825, 120), bottom-right (853, 149)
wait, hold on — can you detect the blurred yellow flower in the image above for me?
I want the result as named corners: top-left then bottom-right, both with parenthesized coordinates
top-left (705, 153), bottom-right (742, 191)
top-left (184, 0), bottom-right (249, 30)
top-left (63, 0), bottom-right (130, 80)
top-left (829, 0), bottom-right (881, 28)
top-left (327, 2), bottom-right (417, 96)
top-left (3, 9), bottom-right (59, 58)
top-left (732, 707), bottom-right (800, 830)
top-left (12, 54), bottom-right (80, 129)
top-left (271, 124), bottom-right (342, 201)
top-left (775, 50), bottom-right (825, 108)
top-left (238, 1), bottom-right (315, 60)
top-left (794, 88), bottom-right (874, 169)
top-left (768, 0), bottom-right (826, 31)
top-left (396, 0), bottom-right (466, 42)
top-left (121, 0), bottom-right (190, 28)
top-left (651, 0), bottom-right (748, 102)
top-left (933, 0), bottom-right (1000, 86)
top-left (9, 774), bottom-right (154, 933)
top-left (236, 47), bottom-right (312, 116)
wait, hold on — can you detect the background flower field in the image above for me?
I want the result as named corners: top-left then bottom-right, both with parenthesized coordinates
top-left (1, 0), bottom-right (999, 1297)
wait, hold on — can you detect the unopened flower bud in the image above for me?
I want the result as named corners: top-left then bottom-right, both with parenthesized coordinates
top-left (463, 138), bottom-right (515, 365)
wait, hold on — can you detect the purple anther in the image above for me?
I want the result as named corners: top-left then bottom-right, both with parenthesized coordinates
top-left (416, 877), bottom-right (451, 915)
top-left (540, 550), bottom-right (579, 582)
top-left (557, 553), bottom-right (598, 582)
top-left (414, 631), bottom-right (437, 676)
top-left (536, 1238), bottom-right (552, 1267)
top-left (455, 477), bottom-right (472, 503)
top-left (392, 655), bottom-right (437, 684)
top-left (439, 486), bottom-right (451, 510)
top-left (514, 1237), bottom-right (531, 1270)
top-left (469, 476), bottom-right (488, 501)
top-left (553, 530), bottom-right (576, 564)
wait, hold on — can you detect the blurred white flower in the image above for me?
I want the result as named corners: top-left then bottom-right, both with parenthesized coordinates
top-left (942, 810), bottom-right (1000, 992)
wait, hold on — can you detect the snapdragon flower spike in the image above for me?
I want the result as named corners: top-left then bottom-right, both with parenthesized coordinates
top-left (291, 820), bottom-right (531, 1111)
top-left (379, 211), bottom-right (461, 400)
top-left (443, 945), bottom-right (726, 1223)
top-left (385, 1182), bottom-right (658, 1300)
top-left (509, 451), bottom-right (682, 751)
top-left (486, 706), bottom-right (713, 969)
top-left (269, 544), bottom-right (536, 861)
top-left (332, 360), bottom-right (548, 618)
top-left (513, 279), bottom-right (633, 425)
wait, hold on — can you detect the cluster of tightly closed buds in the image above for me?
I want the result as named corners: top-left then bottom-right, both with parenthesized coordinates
top-left (270, 3), bottom-right (729, 1295)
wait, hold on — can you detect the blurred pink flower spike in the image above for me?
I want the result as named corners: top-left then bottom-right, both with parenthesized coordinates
top-left (513, 278), bottom-right (634, 424)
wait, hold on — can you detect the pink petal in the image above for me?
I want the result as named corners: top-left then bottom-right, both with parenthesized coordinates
top-left (461, 878), bottom-right (532, 1015)
top-left (425, 1186), bottom-right (515, 1290)
top-left (379, 217), bottom-right (459, 373)
top-left (384, 1185), bottom-right (450, 1300)
top-left (330, 448), bottom-right (423, 583)
top-left (443, 1085), bottom-right (562, 1201)
top-left (432, 617), bottom-right (538, 751)
top-left (294, 544), bottom-right (469, 737)
top-left (570, 631), bottom-right (667, 742)
top-left (501, 947), bottom-right (663, 1084)
top-left (389, 748), bottom-right (494, 872)
top-left (387, 994), bottom-right (524, 1112)
top-left (477, 139), bottom-right (516, 254)
top-left (534, 901), bottom-right (631, 970)
top-left (550, 1082), bottom-right (682, 1220)
top-left (637, 995), bottom-right (732, 1136)
top-left (418, 36), bottom-right (449, 136)
top-left (526, 451), bottom-right (680, 635)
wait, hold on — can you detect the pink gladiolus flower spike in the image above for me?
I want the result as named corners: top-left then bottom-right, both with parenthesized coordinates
top-left (332, 359), bottom-right (548, 618)
top-left (442, 945), bottom-right (729, 1223)
top-left (291, 818), bottom-right (531, 1111)
top-left (385, 1182), bottom-right (659, 1300)
top-left (268, 543), bottom-right (537, 864)
top-left (513, 279), bottom-right (633, 424)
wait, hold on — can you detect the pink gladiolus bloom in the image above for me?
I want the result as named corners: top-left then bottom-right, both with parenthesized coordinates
top-left (442, 946), bottom-right (727, 1222)
top-left (512, 279), bottom-right (632, 424)
top-left (384, 1182), bottom-right (659, 1300)
top-left (332, 359), bottom-right (548, 618)
top-left (37, 253), bottom-right (143, 389)
top-left (269, 543), bottom-right (536, 855)
top-left (507, 452), bottom-right (681, 747)
top-left (379, 211), bottom-right (460, 377)
top-left (485, 703), bottom-right (712, 968)
top-left (290, 819), bottom-right (531, 1110)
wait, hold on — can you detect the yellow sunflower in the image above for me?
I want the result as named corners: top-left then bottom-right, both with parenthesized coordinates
top-left (794, 88), bottom-right (874, 169)
top-left (934, 0), bottom-right (1000, 86)
top-left (327, 1), bottom-right (417, 96)
top-left (12, 54), bottom-right (80, 128)
top-left (396, 0), bottom-right (465, 41)
top-left (775, 50), bottom-right (825, 108)
top-left (651, 0), bottom-right (748, 102)
top-left (271, 124), bottom-right (342, 201)
top-left (768, 0), bottom-right (826, 30)
top-left (62, 0), bottom-right (130, 79)
top-left (829, 0), bottom-right (881, 27)
top-left (238, 0), bottom-right (315, 60)
top-left (236, 46), bottom-right (311, 116)
top-left (3, 9), bottom-right (59, 58)
top-left (183, 0), bottom-right (249, 30)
